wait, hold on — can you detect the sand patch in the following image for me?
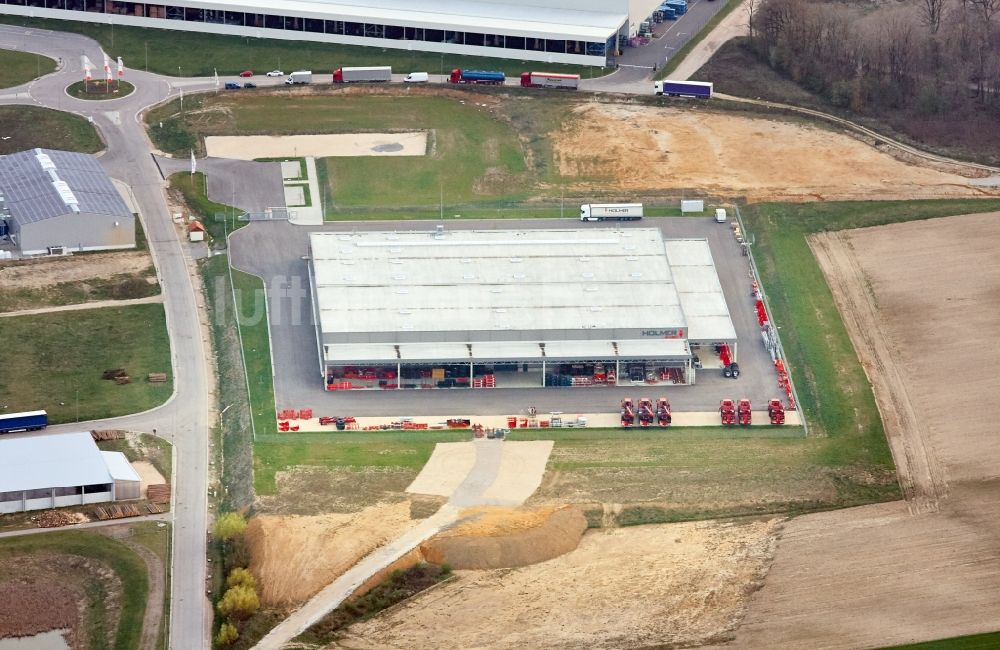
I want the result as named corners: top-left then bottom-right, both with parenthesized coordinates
top-left (405, 442), bottom-right (477, 498)
top-left (420, 505), bottom-right (587, 569)
top-left (0, 251), bottom-right (152, 290)
top-left (338, 518), bottom-right (782, 649)
top-left (480, 440), bottom-right (553, 505)
top-left (246, 502), bottom-right (416, 606)
top-left (204, 132), bottom-right (428, 160)
top-left (552, 103), bottom-right (993, 202)
top-left (131, 460), bottom-right (166, 497)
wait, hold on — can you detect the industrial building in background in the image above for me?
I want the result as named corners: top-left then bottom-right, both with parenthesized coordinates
top-left (0, 148), bottom-right (135, 257)
top-left (309, 227), bottom-right (737, 391)
top-left (0, 432), bottom-right (141, 514)
top-left (0, 0), bottom-right (627, 66)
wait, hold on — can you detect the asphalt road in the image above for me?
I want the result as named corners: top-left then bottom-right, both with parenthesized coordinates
top-left (0, 24), bottom-right (212, 649)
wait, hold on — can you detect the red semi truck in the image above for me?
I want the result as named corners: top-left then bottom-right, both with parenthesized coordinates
top-left (519, 72), bottom-right (580, 89)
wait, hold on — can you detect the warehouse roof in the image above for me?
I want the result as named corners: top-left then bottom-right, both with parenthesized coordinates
top-left (311, 228), bottom-right (687, 337)
top-left (168, 0), bottom-right (626, 41)
top-left (665, 239), bottom-right (738, 342)
top-left (0, 148), bottom-right (133, 225)
top-left (102, 451), bottom-right (142, 483)
top-left (0, 432), bottom-right (120, 493)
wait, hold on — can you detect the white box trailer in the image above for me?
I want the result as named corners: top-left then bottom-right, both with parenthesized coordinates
top-left (580, 203), bottom-right (644, 221)
top-left (286, 70), bottom-right (312, 84)
top-left (333, 66), bottom-right (392, 83)
top-left (680, 200), bottom-right (704, 213)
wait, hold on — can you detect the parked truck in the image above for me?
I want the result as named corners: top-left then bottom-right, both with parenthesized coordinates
top-left (520, 72), bottom-right (580, 89)
top-left (580, 203), bottom-right (644, 221)
top-left (285, 70), bottom-right (312, 85)
top-left (448, 69), bottom-right (505, 85)
top-left (654, 79), bottom-right (713, 99)
top-left (0, 410), bottom-right (48, 434)
top-left (332, 66), bottom-right (392, 83)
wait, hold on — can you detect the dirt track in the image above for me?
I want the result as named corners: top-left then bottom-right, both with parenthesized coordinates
top-left (335, 519), bottom-right (781, 650)
top-left (552, 104), bottom-right (995, 202)
top-left (727, 213), bottom-right (1000, 648)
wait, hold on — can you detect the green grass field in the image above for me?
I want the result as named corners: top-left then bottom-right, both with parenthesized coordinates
top-left (0, 303), bottom-right (172, 423)
top-left (0, 48), bottom-right (55, 88)
top-left (0, 530), bottom-right (148, 650)
top-left (881, 632), bottom-right (1000, 650)
top-left (0, 15), bottom-right (604, 79)
top-left (0, 105), bottom-right (103, 154)
top-left (168, 172), bottom-right (245, 243)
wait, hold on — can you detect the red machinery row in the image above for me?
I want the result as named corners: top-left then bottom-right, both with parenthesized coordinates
top-left (620, 398), bottom-right (672, 427)
top-left (719, 398), bottom-right (786, 426)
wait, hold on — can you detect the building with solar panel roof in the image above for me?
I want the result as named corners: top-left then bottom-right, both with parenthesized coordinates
top-left (0, 148), bottom-right (135, 256)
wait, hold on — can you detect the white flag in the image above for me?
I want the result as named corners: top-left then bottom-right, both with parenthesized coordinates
top-left (213, 68), bottom-right (219, 88)
top-left (82, 54), bottom-right (93, 81)
top-left (103, 53), bottom-right (110, 73)
top-left (190, 150), bottom-right (196, 174)
top-left (106, 65), bottom-right (112, 83)
top-left (117, 56), bottom-right (124, 79)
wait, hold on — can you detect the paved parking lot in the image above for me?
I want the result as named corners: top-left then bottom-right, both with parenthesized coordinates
top-left (228, 216), bottom-right (783, 418)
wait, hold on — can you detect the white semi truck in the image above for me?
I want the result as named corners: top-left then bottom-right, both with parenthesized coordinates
top-left (579, 203), bottom-right (644, 221)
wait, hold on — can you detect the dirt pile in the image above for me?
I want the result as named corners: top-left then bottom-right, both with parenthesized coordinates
top-left (419, 506), bottom-right (587, 570)
top-left (246, 502), bottom-right (415, 606)
top-left (337, 519), bottom-right (782, 649)
top-left (551, 103), bottom-right (992, 202)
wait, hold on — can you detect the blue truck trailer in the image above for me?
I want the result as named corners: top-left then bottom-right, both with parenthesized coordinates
top-left (0, 410), bottom-right (48, 434)
top-left (448, 69), bottom-right (506, 85)
top-left (654, 79), bottom-right (714, 98)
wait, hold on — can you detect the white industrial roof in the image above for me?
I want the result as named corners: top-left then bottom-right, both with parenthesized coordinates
top-left (101, 451), bottom-right (142, 483)
top-left (665, 240), bottom-right (738, 342)
top-left (0, 432), bottom-right (117, 493)
top-left (174, 0), bottom-right (626, 41)
top-left (312, 228), bottom-right (686, 337)
top-left (324, 339), bottom-right (690, 363)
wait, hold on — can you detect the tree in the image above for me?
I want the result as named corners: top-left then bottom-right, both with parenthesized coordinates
top-left (217, 585), bottom-right (260, 620)
top-left (214, 622), bottom-right (239, 646)
top-left (919, 0), bottom-right (947, 34)
top-left (226, 567), bottom-right (257, 591)
top-left (213, 512), bottom-right (247, 541)
top-left (746, 0), bottom-right (762, 45)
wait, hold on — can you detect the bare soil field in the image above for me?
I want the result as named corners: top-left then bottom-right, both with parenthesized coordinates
top-left (204, 132), bottom-right (428, 159)
top-left (0, 251), bottom-right (157, 313)
top-left (552, 104), bottom-right (995, 202)
top-left (246, 502), bottom-right (416, 606)
top-left (727, 213), bottom-right (1000, 648)
top-left (334, 519), bottom-right (781, 650)
top-left (255, 466), bottom-right (418, 515)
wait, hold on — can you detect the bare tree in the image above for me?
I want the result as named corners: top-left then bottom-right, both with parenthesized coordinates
top-left (746, 0), bottom-right (761, 45)
top-left (919, 0), bottom-right (947, 34)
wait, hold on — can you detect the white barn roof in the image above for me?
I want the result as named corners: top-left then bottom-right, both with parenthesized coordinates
top-left (0, 432), bottom-right (117, 493)
top-left (102, 451), bottom-right (142, 483)
top-left (665, 239), bottom-right (738, 342)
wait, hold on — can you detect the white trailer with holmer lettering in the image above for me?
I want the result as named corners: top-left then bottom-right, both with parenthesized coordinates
top-left (580, 203), bottom-right (644, 221)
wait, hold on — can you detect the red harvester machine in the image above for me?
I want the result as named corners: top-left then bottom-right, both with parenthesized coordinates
top-left (656, 398), bottom-right (672, 427)
top-left (738, 399), bottom-right (752, 426)
top-left (720, 399), bottom-right (736, 426)
top-left (638, 398), bottom-right (655, 427)
top-left (768, 399), bottom-right (786, 425)
top-left (621, 398), bottom-right (635, 427)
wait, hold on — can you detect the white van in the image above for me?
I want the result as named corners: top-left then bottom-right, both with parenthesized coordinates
top-left (715, 208), bottom-right (728, 223)
top-left (404, 72), bottom-right (429, 83)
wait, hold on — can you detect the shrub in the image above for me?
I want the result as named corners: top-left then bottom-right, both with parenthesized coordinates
top-left (226, 567), bottom-right (257, 591)
top-left (214, 622), bottom-right (239, 646)
top-left (213, 512), bottom-right (247, 541)
top-left (217, 584), bottom-right (260, 620)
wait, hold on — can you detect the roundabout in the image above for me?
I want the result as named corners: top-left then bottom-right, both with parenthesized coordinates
top-left (66, 79), bottom-right (135, 100)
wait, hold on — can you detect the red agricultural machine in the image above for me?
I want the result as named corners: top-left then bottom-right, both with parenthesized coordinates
top-left (637, 398), bottom-right (655, 427)
top-left (656, 398), bottom-right (672, 427)
top-left (720, 399), bottom-right (736, 426)
top-left (738, 399), bottom-right (752, 426)
top-left (768, 399), bottom-right (786, 425)
top-left (621, 398), bottom-right (635, 427)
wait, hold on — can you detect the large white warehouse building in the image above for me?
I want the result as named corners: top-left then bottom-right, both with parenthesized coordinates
top-left (1, 0), bottom-right (629, 66)
top-left (309, 227), bottom-right (737, 391)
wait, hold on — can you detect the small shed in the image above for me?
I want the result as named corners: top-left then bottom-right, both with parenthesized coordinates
top-left (101, 451), bottom-right (142, 501)
top-left (187, 219), bottom-right (206, 242)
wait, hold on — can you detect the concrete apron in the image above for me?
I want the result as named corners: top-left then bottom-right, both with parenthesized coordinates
top-left (278, 410), bottom-right (803, 431)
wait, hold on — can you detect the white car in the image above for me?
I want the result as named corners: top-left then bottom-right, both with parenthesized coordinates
top-left (266, 70), bottom-right (285, 77)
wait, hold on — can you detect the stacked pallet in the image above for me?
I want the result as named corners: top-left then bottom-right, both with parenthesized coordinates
top-left (146, 484), bottom-right (171, 504)
top-left (94, 504), bottom-right (141, 520)
top-left (91, 429), bottom-right (126, 441)
top-left (146, 502), bottom-right (165, 514)
top-left (147, 372), bottom-right (168, 383)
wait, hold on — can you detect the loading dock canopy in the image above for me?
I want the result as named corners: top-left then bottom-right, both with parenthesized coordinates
top-left (324, 339), bottom-right (690, 364)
